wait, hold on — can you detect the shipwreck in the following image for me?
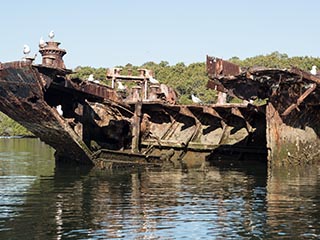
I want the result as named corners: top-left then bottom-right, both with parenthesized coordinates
top-left (206, 56), bottom-right (320, 165)
top-left (0, 35), bottom-right (317, 168)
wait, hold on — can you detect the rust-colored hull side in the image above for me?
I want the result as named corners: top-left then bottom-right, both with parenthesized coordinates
top-left (0, 62), bottom-right (92, 164)
top-left (266, 102), bottom-right (320, 165)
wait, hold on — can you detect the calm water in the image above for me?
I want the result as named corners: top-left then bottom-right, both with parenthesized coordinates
top-left (0, 138), bottom-right (319, 239)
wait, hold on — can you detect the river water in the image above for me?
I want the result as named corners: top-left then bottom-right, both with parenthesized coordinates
top-left (0, 138), bottom-right (319, 239)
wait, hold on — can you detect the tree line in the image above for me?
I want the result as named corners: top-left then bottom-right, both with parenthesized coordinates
top-left (72, 51), bottom-right (320, 104)
top-left (1, 51), bottom-right (320, 136)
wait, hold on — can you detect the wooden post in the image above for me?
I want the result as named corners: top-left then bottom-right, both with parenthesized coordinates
top-left (144, 79), bottom-right (148, 100)
top-left (111, 77), bottom-right (115, 89)
top-left (149, 85), bottom-right (159, 100)
top-left (131, 101), bottom-right (142, 153)
top-left (82, 102), bottom-right (92, 148)
top-left (281, 83), bottom-right (316, 116)
top-left (217, 92), bottom-right (227, 104)
top-left (132, 86), bottom-right (141, 101)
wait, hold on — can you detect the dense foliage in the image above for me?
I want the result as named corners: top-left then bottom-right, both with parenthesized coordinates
top-left (1, 52), bottom-right (320, 136)
top-left (72, 51), bottom-right (320, 104)
top-left (229, 51), bottom-right (320, 70)
top-left (0, 112), bottom-right (33, 136)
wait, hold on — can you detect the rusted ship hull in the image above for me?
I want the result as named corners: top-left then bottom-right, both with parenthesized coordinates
top-left (206, 56), bottom-right (320, 165)
top-left (0, 61), bottom-right (93, 164)
top-left (0, 59), bottom-right (267, 168)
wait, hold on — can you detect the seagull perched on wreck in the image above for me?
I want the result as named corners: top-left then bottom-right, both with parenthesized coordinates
top-left (149, 76), bottom-right (159, 84)
top-left (310, 65), bottom-right (317, 75)
top-left (48, 30), bottom-right (55, 40)
top-left (87, 74), bottom-right (94, 81)
top-left (23, 44), bottom-right (31, 55)
top-left (191, 94), bottom-right (202, 104)
top-left (56, 105), bottom-right (63, 116)
top-left (117, 81), bottom-right (126, 90)
top-left (39, 36), bottom-right (46, 48)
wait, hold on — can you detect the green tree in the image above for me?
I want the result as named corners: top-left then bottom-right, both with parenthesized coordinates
top-left (71, 52), bottom-right (320, 105)
top-left (0, 112), bottom-right (33, 136)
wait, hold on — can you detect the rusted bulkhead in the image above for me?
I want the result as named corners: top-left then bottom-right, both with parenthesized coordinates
top-left (206, 56), bottom-right (320, 165)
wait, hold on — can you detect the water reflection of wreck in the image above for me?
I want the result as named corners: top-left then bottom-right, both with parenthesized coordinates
top-left (0, 38), bottom-right (316, 168)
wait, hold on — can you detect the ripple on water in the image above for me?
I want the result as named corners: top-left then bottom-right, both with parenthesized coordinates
top-left (1, 139), bottom-right (320, 239)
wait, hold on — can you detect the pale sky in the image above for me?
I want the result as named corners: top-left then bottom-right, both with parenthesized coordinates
top-left (1, 0), bottom-right (319, 69)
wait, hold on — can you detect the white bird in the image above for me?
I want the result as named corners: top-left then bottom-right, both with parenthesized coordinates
top-left (310, 65), bottom-right (317, 75)
top-left (49, 30), bottom-right (55, 40)
top-left (39, 36), bottom-right (46, 48)
top-left (56, 105), bottom-right (63, 116)
top-left (23, 44), bottom-right (31, 55)
top-left (117, 81), bottom-right (126, 90)
top-left (149, 76), bottom-right (159, 84)
top-left (191, 94), bottom-right (202, 104)
top-left (87, 74), bottom-right (94, 81)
